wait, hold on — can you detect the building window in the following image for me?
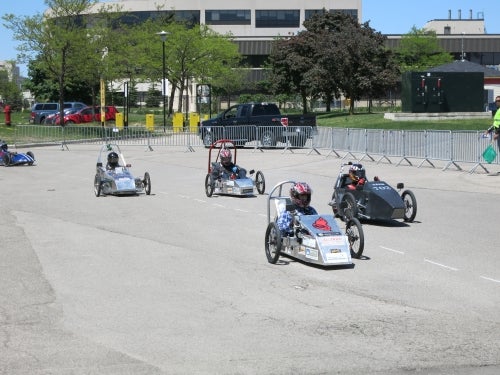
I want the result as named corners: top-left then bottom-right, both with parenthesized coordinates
top-left (255, 10), bottom-right (300, 28)
top-left (205, 10), bottom-right (251, 25)
top-left (338, 9), bottom-right (358, 21)
top-left (305, 9), bottom-right (358, 22)
top-left (444, 26), bottom-right (451, 35)
top-left (115, 10), bottom-right (200, 26)
top-left (305, 10), bottom-right (324, 20)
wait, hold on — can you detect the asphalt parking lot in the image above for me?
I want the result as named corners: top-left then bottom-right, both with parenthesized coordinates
top-left (1, 144), bottom-right (499, 375)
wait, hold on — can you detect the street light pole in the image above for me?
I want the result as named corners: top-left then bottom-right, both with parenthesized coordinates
top-left (157, 30), bottom-right (168, 132)
top-left (461, 32), bottom-right (465, 61)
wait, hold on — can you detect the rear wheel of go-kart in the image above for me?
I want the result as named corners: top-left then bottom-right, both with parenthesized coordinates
top-left (2, 153), bottom-right (11, 166)
top-left (94, 174), bottom-right (102, 197)
top-left (27, 151), bottom-right (35, 165)
top-left (205, 173), bottom-right (215, 197)
top-left (402, 190), bottom-right (417, 222)
top-left (265, 222), bottom-right (282, 264)
top-left (143, 172), bottom-right (152, 195)
top-left (339, 192), bottom-right (358, 221)
top-left (346, 217), bottom-right (364, 259)
top-left (255, 171), bottom-right (265, 194)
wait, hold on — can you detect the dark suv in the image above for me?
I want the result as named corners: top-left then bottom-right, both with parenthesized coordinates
top-left (30, 102), bottom-right (87, 124)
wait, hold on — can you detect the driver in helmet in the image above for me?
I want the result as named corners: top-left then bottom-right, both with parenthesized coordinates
top-left (277, 182), bottom-right (318, 235)
top-left (0, 140), bottom-right (15, 158)
top-left (346, 163), bottom-right (366, 190)
top-left (106, 151), bottom-right (120, 170)
top-left (211, 148), bottom-right (247, 180)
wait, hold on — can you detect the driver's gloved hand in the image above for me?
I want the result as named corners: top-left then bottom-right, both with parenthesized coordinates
top-left (232, 166), bottom-right (239, 173)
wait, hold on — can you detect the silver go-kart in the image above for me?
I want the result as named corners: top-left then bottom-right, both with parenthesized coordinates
top-left (93, 143), bottom-right (151, 197)
top-left (265, 180), bottom-right (365, 266)
top-left (205, 139), bottom-right (265, 197)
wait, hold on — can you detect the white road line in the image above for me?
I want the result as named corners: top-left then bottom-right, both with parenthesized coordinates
top-left (480, 276), bottom-right (500, 284)
top-left (424, 258), bottom-right (459, 271)
top-left (379, 246), bottom-right (405, 254)
top-left (212, 203), bottom-right (226, 208)
top-left (193, 199), bottom-right (206, 203)
top-left (235, 208), bottom-right (249, 213)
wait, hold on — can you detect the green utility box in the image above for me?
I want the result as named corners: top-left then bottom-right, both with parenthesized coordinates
top-left (401, 71), bottom-right (484, 113)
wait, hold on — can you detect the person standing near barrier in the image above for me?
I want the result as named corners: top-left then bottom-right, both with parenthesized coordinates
top-left (484, 96), bottom-right (500, 150)
top-left (492, 96), bottom-right (500, 117)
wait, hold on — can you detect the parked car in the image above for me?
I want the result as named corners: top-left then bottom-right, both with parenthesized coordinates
top-left (48, 106), bottom-right (119, 125)
top-left (198, 102), bottom-right (317, 148)
top-left (30, 102), bottom-right (87, 124)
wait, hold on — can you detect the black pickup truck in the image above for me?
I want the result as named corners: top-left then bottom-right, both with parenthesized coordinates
top-left (198, 103), bottom-right (317, 147)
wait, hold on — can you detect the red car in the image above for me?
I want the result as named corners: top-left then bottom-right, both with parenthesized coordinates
top-left (49, 106), bottom-right (119, 125)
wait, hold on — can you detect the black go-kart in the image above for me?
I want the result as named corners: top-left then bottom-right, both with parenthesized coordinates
top-left (329, 162), bottom-right (417, 223)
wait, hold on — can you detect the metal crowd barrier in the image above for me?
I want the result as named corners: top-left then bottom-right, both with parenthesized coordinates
top-left (12, 124), bottom-right (499, 173)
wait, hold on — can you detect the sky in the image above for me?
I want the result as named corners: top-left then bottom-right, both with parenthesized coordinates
top-left (1, 0), bottom-right (500, 76)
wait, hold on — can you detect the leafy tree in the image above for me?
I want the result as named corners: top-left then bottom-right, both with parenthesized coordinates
top-left (268, 32), bottom-right (317, 113)
top-left (395, 26), bottom-right (453, 72)
top-left (0, 67), bottom-right (24, 109)
top-left (305, 11), bottom-right (399, 114)
top-left (3, 0), bottom-right (122, 122)
top-left (122, 18), bottom-right (241, 116)
top-left (268, 11), bottom-right (400, 114)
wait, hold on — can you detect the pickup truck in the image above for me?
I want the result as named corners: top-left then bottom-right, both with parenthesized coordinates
top-left (198, 103), bottom-right (317, 147)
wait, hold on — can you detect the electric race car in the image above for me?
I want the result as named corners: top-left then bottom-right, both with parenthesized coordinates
top-left (205, 139), bottom-right (265, 197)
top-left (0, 140), bottom-right (36, 166)
top-left (265, 180), bottom-right (364, 266)
top-left (93, 143), bottom-right (151, 197)
top-left (329, 162), bottom-right (417, 223)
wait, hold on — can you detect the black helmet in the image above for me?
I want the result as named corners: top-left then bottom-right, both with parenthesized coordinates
top-left (349, 163), bottom-right (365, 181)
top-left (107, 152), bottom-right (119, 167)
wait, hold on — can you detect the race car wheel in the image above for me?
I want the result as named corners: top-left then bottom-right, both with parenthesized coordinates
top-left (339, 192), bottom-right (358, 221)
top-left (2, 153), bottom-right (11, 166)
top-left (402, 190), bottom-right (417, 222)
top-left (205, 173), bottom-right (215, 197)
top-left (346, 217), bottom-right (364, 259)
top-left (94, 174), bottom-right (102, 197)
top-left (330, 192), bottom-right (339, 217)
top-left (144, 172), bottom-right (151, 195)
top-left (255, 171), bottom-right (265, 194)
top-left (27, 151), bottom-right (35, 165)
top-left (265, 222), bottom-right (282, 264)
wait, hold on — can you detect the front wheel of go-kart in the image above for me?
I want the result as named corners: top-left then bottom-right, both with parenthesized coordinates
top-left (339, 192), bottom-right (358, 221)
top-left (94, 174), bottom-right (102, 197)
top-left (27, 151), bottom-right (35, 165)
top-left (143, 172), bottom-right (152, 195)
top-left (402, 190), bottom-right (417, 222)
top-left (346, 217), bottom-right (364, 259)
top-left (255, 171), bottom-right (265, 194)
top-left (205, 173), bottom-right (215, 197)
top-left (330, 191), bottom-right (340, 217)
top-left (265, 222), bottom-right (282, 264)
